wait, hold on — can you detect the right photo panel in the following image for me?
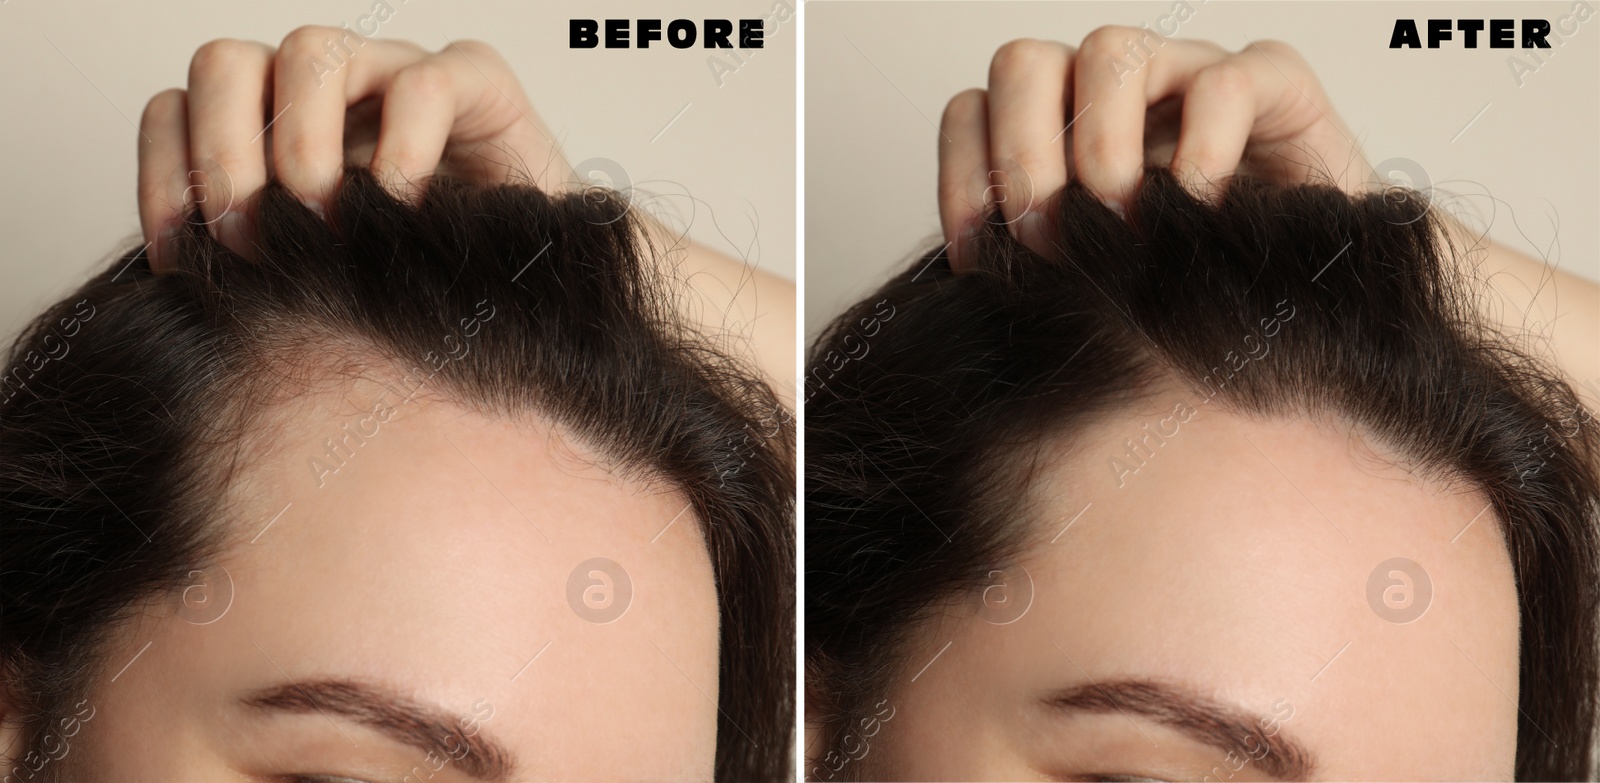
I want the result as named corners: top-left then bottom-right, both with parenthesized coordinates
top-left (804, 2), bottom-right (1600, 781)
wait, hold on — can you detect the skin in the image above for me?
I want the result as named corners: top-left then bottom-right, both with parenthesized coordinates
top-left (936, 30), bottom-right (1597, 405)
top-left (832, 37), bottom-right (1592, 774)
top-left (860, 389), bottom-right (1520, 781)
top-left (2, 30), bottom-right (786, 778)
top-left (135, 28), bottom-right (795, 404)
top-left (2, 375), bottom-right (721, 781)
top-left (804, 31), bottom-right (1586, 778)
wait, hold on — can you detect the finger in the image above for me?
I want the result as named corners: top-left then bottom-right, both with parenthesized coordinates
top-left (1169, 59), bottom-right (1257, 202)
top-left (186, 39), bottom-right (274, 255)
top-left (272, 26), bottom-right (427, 208)
top-left (429, 40), bottom-right (571, 192)
top-left (372, 40), bottom-right (562, 200)
top-left (985, 39), bottom-right (1073, 252)
top-left (137, 88), bottom-right (190, 272)
top-left (938, 88), bottom-right (990, 272)
top-left (1230, 40), bottom-right (1364, 192)
top-left (1073, 28), bottom-right (1225, 210)
top-left (368, 60), bottom-right (456, 199)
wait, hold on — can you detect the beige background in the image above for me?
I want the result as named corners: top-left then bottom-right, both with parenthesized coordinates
top-left (806, 1), bottom-right (1600, 336)
top-left (0, 0), bottom-right (795, 345)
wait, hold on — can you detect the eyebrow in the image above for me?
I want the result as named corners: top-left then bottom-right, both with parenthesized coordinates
top-left (242, 679), bottom-right (515, 782)
top-left (1040, 679), bottom-right (1315, 779)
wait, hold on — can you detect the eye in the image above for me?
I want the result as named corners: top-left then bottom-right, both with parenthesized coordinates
top-left (291, 777), bottom-right (377, 783)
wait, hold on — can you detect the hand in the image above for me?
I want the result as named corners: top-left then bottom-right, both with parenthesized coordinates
top-left (138, 28), bottom-right (573, 267)
top-left (938, 30), bottom-right (1367, 269)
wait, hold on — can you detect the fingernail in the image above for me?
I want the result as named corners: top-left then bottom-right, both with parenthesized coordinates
top-left (308, 200), bottom-right (327, 219)
top-left (1107, 199), bottom-right (1127, 220)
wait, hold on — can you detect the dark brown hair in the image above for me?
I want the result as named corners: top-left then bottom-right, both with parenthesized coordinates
top-left (806, 168), bottom-right (1600, 780)
top-left (0, 168), bottom-right (794, 781)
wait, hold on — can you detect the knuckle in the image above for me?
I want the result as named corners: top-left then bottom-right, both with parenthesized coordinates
top-left (373, 148), bottom-right (414, 175)
top-left (378, 150), bottom-right (430, 183)
top-left (1192, 61), bottom-right (1253, 97)
top-left (1079, 25), bottom-right (1140, 56)
top-left (936, 175), bottom-right (969, 205)
top-left (275, 132), bottom-right (334, 173)
top-left (1076, 132), bottom-right (1134, 170)
top-left (1244, 38), bottom-right (1300, 63)
top-left (442, 38), bottom-right (499, 62)
top-left (188, 39), bottom-right (259, 79)
top-left (136, 179), bottom-right (168, 209)
top-left (1175, 144), bottom-right (1225, 175)
top-left (1000, 150), bottom-right (1048, 183)
top-left (140, 88), bottom-right (186, 128)
top-left (280, 25), bottom-right (340, 56)
top-left (391, 62), bottom-right (454, 100)
top-left (988, 38), bottom-right (1056, 81)
top-left (941, 88), bottom-right (986, 128)
top-left (195, 152), bottom-right (252, 187)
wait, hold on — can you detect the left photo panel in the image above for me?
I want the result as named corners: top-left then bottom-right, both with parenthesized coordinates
top-left (0, 1), bottom-right (796, 781)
